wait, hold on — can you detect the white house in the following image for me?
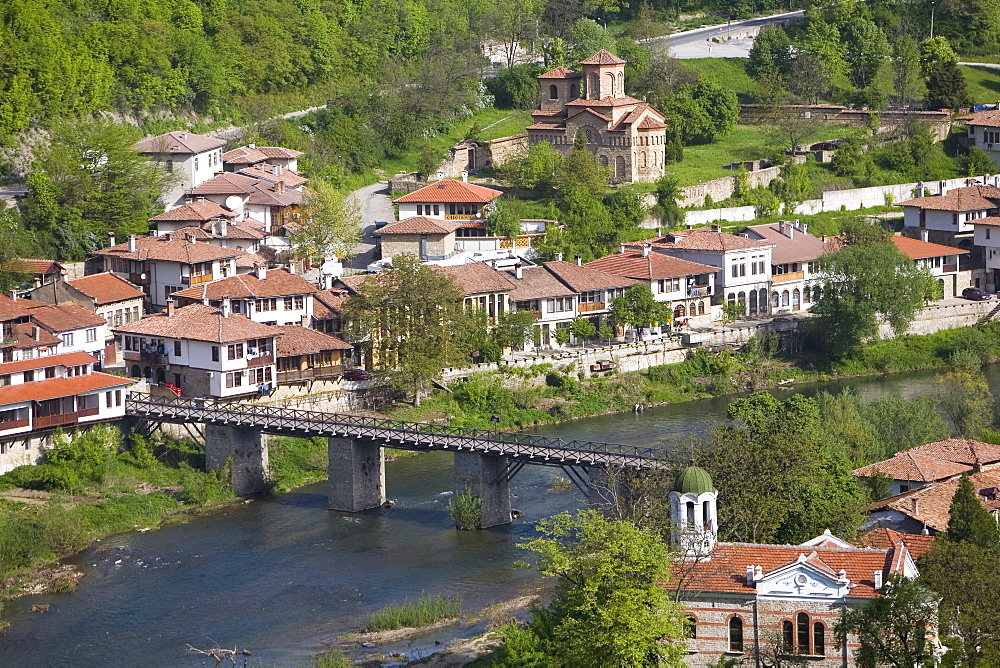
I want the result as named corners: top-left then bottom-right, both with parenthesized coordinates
top-left (503, 263), bottom-right (579, 348)
top-left (223, 145), bottom-right (303, 173)
top-left (890, 234), bottom-right (969, 298)
top-left (134, 131), bottom-right (226, 208)
top-left (26, 272), bottom-right (145, 333)
top-left (170, 266), bottom-right (317, 327)
top-left (115, 301), bottom-right (278, 398)
top-left (961, 109), bottom-right (1000, 168)
top-left (20, 301), bottom-right (108, 363)
top-left (394, 180), bottom-right (502, 223)
top-left (897, 184), bottom-right (1000, 239)
top-left (0, 351), bottom-right (134, 473)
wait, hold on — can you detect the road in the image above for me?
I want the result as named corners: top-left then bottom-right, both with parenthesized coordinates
top-left (648, 10), bottom-right (805, 59)
top-left (346, 180), bottom-right (394, 270)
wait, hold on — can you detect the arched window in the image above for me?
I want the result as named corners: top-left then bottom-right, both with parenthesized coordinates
top-left (143, 366), bottom-right (152, 379)
top-left (737, 291), bottom-right (746, 307)
top-left (640, 151), bottom-right (647, 168)
top-left (749, 290), bottom-right (758, 314)
top-left (584, 128), bottom-right (596, 144)
top-left (589, 75), bottom-right (599, 98)
top-left (615, 155), bottom-right (626, 179)
top-left (548, 84), bottom-right (558, 101)
top-left (792, 288), bottom-right (801, 310)
top-left (797, 612), bottom-right (809, 654)
top-left (728, 292), bottom-right (736, 305)
top-left (814, 622), bottom-right (825, 656)
top-left (781, 290), bottom-right (790, 307)
top-left (600, 155), bottom-right (609, 168)
top-left (771, 292), bottom-right (780, 309)
top-left (685, 501), bottom-right (695, 527)
top-left (698, 301), bottom-right (705, 315)
top-left (803, 285), bottom-right (811, 302)
top-left (605, 72), bottom-right (615, 96)
top-left (674, 304), bottom-right (686, 318)
top-left (570, 82), bottom-right (579, 99)
top-left (782, 620), bottom-right (794, 651)
top-left (130, 364), bottom-right (141, 378)
top-left (685, 615), bottom-right (697, 639)
top-left (759, 288), bottom-right (768, 313)
top-left (729, 617), bottom-right (744, 652)
top-left (702, 500), bottom-right (711, 529)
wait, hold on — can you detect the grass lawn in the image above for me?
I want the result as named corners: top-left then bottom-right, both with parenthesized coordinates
top-left (682, 58), bottom-right (757, 102)
top-left (960, 64), bottom-right (1000, 105)
top-left (665, 124), bottom-right (860, 187)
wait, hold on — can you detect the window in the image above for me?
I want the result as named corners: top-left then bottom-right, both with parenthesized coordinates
top-left (115, 390), bottom-right (122, 407)
top-left (194, 157), bottom-right (199, 171)
top-left (62, 332), bottom-right (74, 347)
top-left (212, 346), bottom-right (220, 362)
top-left (658, 278), bottom-right (680, 293)
top-left (782, 620), bottom-right (794, 651)
top-left (0, 375), bottom-right (8, 386)
top-left (225, 371), bottom-right (245, 388)
top-left (813, 623), bottom-right (825, 656)
top-left (417, 205), bottom-right (423, 215)
top-left (684, 616), bottom-right (697, 639)
top-left (797, 612), bottom-right (809, 654)
top-left (728, 617), bottom-right (744, 653)
top-left (45, 366), bottom-right (56, 379)
top-left (107, 391), bottom-right (113, 408)
top-left (227, 343), bottom-right (245, 360)
top-left (257, 298), bottom-right (277, 312)
top-left (173, 341), bottom-right (181, 357)
top-left (23, 370), bottom-right (33, 383)
top-left (988, 228), bottom-right (992, 240)
top-left (85, 328), bottom-right (97, 343)
top-left (433, 204), bottom-right (440, 215)
top-left (985, 129), bottom-right (1000, 145)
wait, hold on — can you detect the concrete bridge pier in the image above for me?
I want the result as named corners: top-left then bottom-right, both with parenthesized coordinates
top-left (454, 451), bottom-right (511, 528)
top-left (327, 437), bottom-right (385, 512)
top-left (204, 424), bottom-right (269, 496)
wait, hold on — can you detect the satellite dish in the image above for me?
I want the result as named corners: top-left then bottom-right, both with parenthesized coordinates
top-left (224, 195), bottom-right (243, 212)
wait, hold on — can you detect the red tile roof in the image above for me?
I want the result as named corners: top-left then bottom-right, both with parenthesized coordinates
top-left (542, 260), bottom-right (638, 292)
top-left (247, 181), bottom-right (304, 207)
top-left (0, 371), bottom-right (133, 406)
top-left (434, 262), bottom-right (516, 296)
top-left (394, 180), bottom-right (503, 204)
top-left (586, 251), bottom-right (717, 281)
top-left (0, 294), bottom-right (33, 321)
top-left (565, 95), bottom-right (646, 109)
top-left (740, 223), bottom-right (839, 264)
top-left (910, 438), bottom-right (1000, 466)
top-left (10, 322), bottom-right (61, 348)
top-left (896, 185), bottom-right (1000, 211)
top-left (149, 201), bottom-right (237, 223)
top-left (16, 259), bottom-right (63, 275)
top-left (504, 266), bottom-right (575, 300)
top-left (134, 131), bottom-right (224, 155)
top-left (222, 145), bottom-right (303, 165)
top-left (188, 173), bottom-right (262, 196)
top-left (21, 301), bottom-right (106, 332)
top-left (93, 236), bottom-right (244, 264)
top-left (645, 228), bottom-right (774, 252)
top-left (313, 289), bottom-right (348, 320)
top-left (378, 217), bottom-right (463, 235)
top-left (853, 451), bottom-right (972, 482)
top-left (0, 351), bottom-right (97, 375)
top-left (66, 273), bottom-right (146, 305)
top-left (273, 326), bottom-right (352, 357)
top-left (959, 110), bottom-right (1000, 128)
top-left (579, 49), bottom-right (626, 65)
top-left (867, 470), bottom-right (1000, 532)
top-left (856, 528), bottom-right (936, 560)
top-left (538, 66), bottom-right (583, 79)
top-left (891, 235), bottom-right (968, 260)
top-left (237, 164), bottom-right (308, 189)
top-left (114, 303), bottom-right (277, 344)
top-left (170, 269), bottom-right (317, 301)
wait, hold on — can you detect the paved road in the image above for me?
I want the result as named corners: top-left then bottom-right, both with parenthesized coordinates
top-left (959, 62), bottom-right (1000, 70)
top-left (649, 10), bottom-right (804, 59)
top-left (346, 180), bottom-right (394, 270)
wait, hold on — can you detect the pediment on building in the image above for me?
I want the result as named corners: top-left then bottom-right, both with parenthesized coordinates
top-left (565, 107), bottom-right (614, 127)
top-left (755, 552), bottom-right (850, 600)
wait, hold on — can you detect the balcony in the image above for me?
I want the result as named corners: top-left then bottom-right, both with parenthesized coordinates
top-left (124, 351), bottom-right (166, 364)
top-left (943, 264), bottom-right (957, 273)
top-left (35, 412), bottom-right (82, 429)
top-left (0, 418), bottom-right (29, 432)
top-left (578, 301), bottom-right (606, 313)
top-left (687, 285), bottom-right (712, 298)
top-left (128, 273), bottom-right (149, 286)
top-left (771, 271), bottom-right (805, 285)
top-left (444, 214), bottom-right (479, 220)
top-left (182, 274), bottom-right (214, 285)
top-left (277, 365), bottom-right (345, 384)
top-left (247, 354), bottom-right (274, 368)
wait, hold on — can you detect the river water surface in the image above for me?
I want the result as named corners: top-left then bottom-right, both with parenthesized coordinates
top-left (2, 365), bottom-right (998, 666)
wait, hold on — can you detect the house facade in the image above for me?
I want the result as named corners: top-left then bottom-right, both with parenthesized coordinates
top-left (738, 221), bottom-right (839, 312)
top-left (435, 262), bottom-right (516, 322)
top-left (170, 266), bottom-right (317, 326)
top-left (961, 109), bottom-right (1000, 168)
top-left (272, 325), bottom-right (353, 385)
top-left (222, 145), bottom-right (302, 173)
top-left (25, 272), bottom-right (145, 334)
top-left (527, 50), bottom-right (668, 184)
top-left (971, 217), bottom-right (1000, 291)
top-left (890, 234), bottom-right (969, 298)
top-left (135, 131), bottom-right (226, 208)
top-left (114, 302), bottom-right (278, 398)
top-left (394, 180), bottom-right (502, 223)
top-left (897, 184), bottom-right (1000, 244)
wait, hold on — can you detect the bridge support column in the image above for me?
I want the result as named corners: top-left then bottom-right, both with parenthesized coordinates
top-left (454, 452), bottom-right (511, 528)
top-left (204, 424), bottom-right (269, 496)
top-left (327, 437), bottom-right (385, 512)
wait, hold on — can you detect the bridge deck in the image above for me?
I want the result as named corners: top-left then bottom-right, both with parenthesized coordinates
top-left (125, 395), bottom-right (667, 469)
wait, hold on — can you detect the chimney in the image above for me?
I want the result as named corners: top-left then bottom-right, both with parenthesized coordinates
top-left (619, 244), bottom-right (626, 254)
top-left (515, 263), bottom-right (523, 280)
top-left (642, 244), bottom-right (650, 258)
top-left (746, 565), bottom-right (755, 584)
top-left (874, 570), bottom-right (883, 590)
top-left (255, 264), bottom-right (267, 280)
top-left (166, 299), bottom-right (175, 317)
top-left (911, 497), bottom-right (919, 514)
top-left (221, 296), bottom-right (231, 318)
top-left (248, 143), bottom-right (256, 149)
top-left (301, 314), bottom-right (309, 326)
top-left (32, 326), bottom-right (39, 341)
top-left (575, 253), bottom-right (582, 266)
top-left (939, 180), bottom-right (947, 195)
top-left (9, 290), bottom-right (16, 301)
top-left (33, 277), bottom-right (41, 289)
top-left (920, 229), bottom-right (929, 242)
top-left (837, 569), bottom-right (848, 583)
top-left (274, 164), bottom-right (282, 176)
top-left (461, 170), bottom-right (469, 182)
top-left (288, 261), bottom-right (296, 275)
top-left (180, 132), bottom-right (188, 140)
top-left (186, 233), bottom-right (195, 244)
top-left (275, 181), bottom-right (285, 194)
top-left (655, 226), bottom-right (662, 237)
top-left (554, 252), bottom-right (563, 262)
top-left (754, 565), bottom-right (763, 581)
top-left (780, 221), bottom-right (794, 240)
top-left (799, 222), bottom-right (808, 235)
top-left (128, 235), bottom-right (137, 253)
top-left (108, 232), bottom-right (116, 247)
top-left (710, 224), bottom-right (721, 233)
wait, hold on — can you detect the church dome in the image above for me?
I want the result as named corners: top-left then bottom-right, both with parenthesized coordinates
top-left (673, 465), bottom-right (715, 495)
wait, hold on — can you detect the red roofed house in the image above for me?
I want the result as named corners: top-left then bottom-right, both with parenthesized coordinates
top-left (961, 109), bottom-right (1000, 169)
top-left (434, 262), bottom-right (517, 323)
top-left (271, 325), bottom-right (353, 385)
top-left (134, 131), bottom-right (226, 207)
top-left (896, 184), bottom-right (1000, 243)
top-left (114, 302), bottom-right (277, 398)
top-left (222, 144), bottom-right (302, 172)
top-left (26, 272), bottom-right (145, 333)
top-left (528, 50), bottom-right (668, 184)
top-left (390, 179), bottom-right (504, 251)
top-left (586, 245), bottom-right (716, 327)
top-left (970, 215), bottom-right (1000, 291)
top-left (0, 351), bottom-right (133, 474)
top-left (890, 234), bottom-right (969, 298)
top-left (664, 465), bottom-right (928, 665)
top-left (170, 266), bottom-right (318, 327)
top-left (13, 259), bottom-right (64, 287)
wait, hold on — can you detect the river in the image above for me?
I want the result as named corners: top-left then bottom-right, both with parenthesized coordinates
top-left (2, 365), bottom-right (998, 666)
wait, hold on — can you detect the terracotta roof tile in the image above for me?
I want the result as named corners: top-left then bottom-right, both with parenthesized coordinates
top-left (237, 164), bottom-right (308, 189)
top-left (856, 528), bottom-right (936, 560)
top-left (247, 181), bottom-right (304, 207)
top-left (579, 49), bottom-right (627, 65)
top-left (503, 265), bottom-right (575, 300)
top-left (972, 216), bottom-right (1000, 227)
top-left (114, 303), bottom-right (277, 344)
top-left (313, 289), bottom-right (348, 320)
top-left (21, 301), bottom-right (106, 332)
top-left (235, 252), bottom-right (272, 268)
top-left (0, 294), bottom-right (34, 321)
top-left (740, 223), bottom-right (840, 264)
top-left (565, 95), bottom-right (646, 109)
top-left (188, 173), bottom-right (262, 196)
top-left (222, 145), bottom-right (303, 165)
top-left (394, 180), bottom-right (503, 204)
top-left (645, 228), bottom-right (775, 252)
top-left (273, 326), bottom-right (352, 357)
top-left (586, 251), bottom-right (717, 281)
top-left (0, 351), bottom-right (98, 375)
top-left (149, 201), bottom-right (237, 223)
top-left (15, 259), bottom-right (63, 275)
top-left (538, 66), bottom-right (583, 79)
top-left (10, 322), bottom-right (60, 348)
top-left (378, 217), bottom-right (463, 235)
top-left (896, 185), bottom-right (1000, 211)
top-left (0, 371), bottom-right (133, 406)
top-left (171, 269), bottom-right (316, 301)
top-left (853, 451), bottom-right (971, 482)
top-left (959, 110), bottom-right (1000, 128)
top-left (542, 260), bottom-right (638, 292)
top-left (891, 235), bottom-right (968, 260)
top-left (134, 131), bottom-right (225, 155)
top-left (867, 470), bottom-right (1000, 532)
top-left (93, 236), bottom-right (244, 264)
top-left (434, 262), bottom-right (516, 296)
top-left (909, 438), bottom-right (1000, 466)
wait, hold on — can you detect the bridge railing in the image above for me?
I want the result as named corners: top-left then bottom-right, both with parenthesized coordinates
top-left (126, 393), bottom-right (669, 465)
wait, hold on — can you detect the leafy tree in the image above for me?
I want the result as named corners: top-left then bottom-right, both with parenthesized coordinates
top-left (836, 575), bottom-right (939, 668)
top-left (493, 309), bottom-right (537, 350)
top-left (965, 147), bottom-right (998, 177)
top-left (843, 17), bottom-right (889, 91)
top-left (610, 284), bottom-right (670, 338)
top-left (564, 18), bottom-right (616, 63)
top-left (924, 59), bottom-right (971, 110)
top-left (499, 140), bottom-right (563, 197)
top-left (814, 240), bottom-right (928, 357)
top-left (770, 162), bottom-right (812, 213)
top-left (487, 64), bottom-right (545, 109)
top-left (597, 322), bottom-right (614, 344)
top-left (569, 316), bottom-right (596, 342)
top-left (416, 143), bottom-right (442, 180)
top-left (663, 77), bottom-right (739, 145)
top-left (293, 180), bottom-right (362, 260)
top-left (937, 369), bottom-right (994, 439)
top-left (344, 255), bottom-right (469, 404)
top-left (560, 132), bottom-right (608, 196)
top-left (486, 0), bottom-right (544, 68)
top-left (745, 25), bottom-right (792, 81)
top-left (889, 35), bottom-right (925, 112)
top-left (604, 186), bottom-right (647, 228)
top-left (943, 474), bottom-right (1000, 547)
top-left (652, 175), bottom-right (683, 227)
top-left (486, 198), bottom-right (523, 239)
top-left (510, 511), bottom-right (687, 667)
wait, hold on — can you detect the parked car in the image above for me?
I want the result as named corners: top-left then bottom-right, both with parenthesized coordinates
top-left (962, 287), bottom-right (993, 301)
top-left (342, 369), bottom-right (372, 381)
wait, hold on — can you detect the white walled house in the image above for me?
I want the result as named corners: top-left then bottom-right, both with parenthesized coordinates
top-left (394, 180), bottom-right (502, 222)
top-left (92, 235), bottom-right (244, 309)
top-left (170, 267), bottom-right (317, 327)
top-left (897, 184), bottom-right (1000, 239)
top-left (134, 131), bottom-right (226, 208)
top-left (26, 272), bottom-right (145, 333)
top-left (503, 264), bottom-right (579, 348)
top-left (223, 145), bottom-right (303, 173)
top-left (115, 302), bottom-right (278, 399)
top-left (0, 351), bottom-right (133, 473)
top-left (891, 234), bottom-right (969, 298)
top-left (971, 217), bottom-right (1000, 291)
top-left (962, 110), bottom-right (1000, 168)
top-left (21, 302), bottom-right (108, 362)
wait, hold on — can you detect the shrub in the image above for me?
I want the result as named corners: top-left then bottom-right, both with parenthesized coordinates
top-left (37, 502), bottom-right (91, 556)
top-left (448, 487), bottom-right (484, 530)
top-left (359, 595), bottom-right (461, 632)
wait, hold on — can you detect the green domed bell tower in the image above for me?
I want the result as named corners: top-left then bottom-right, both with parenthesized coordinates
top-left (669, 464), bottom-right (718, 555)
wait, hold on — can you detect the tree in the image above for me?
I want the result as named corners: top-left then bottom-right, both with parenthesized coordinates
top-left (813, 240), bottom-right (928, 358)
top-left (493, 309), bottom-right (537, 350)
top-left (944, 474), bottom-right (1000, 547)
top-left (610, 284), bottom-right (670, 339)
top-left (604, 186), bottom-right (647, 228)
top-left (293, 180), bottom-right (362, 260)
top-left (835, 575), bottom-right (939, 668)
top-left (569, 316), bottom-right (596, 343)
top-left (486, 0), bottom-right (543, 68)
top-left (965, 147), bottom-right (997, 177)
top-left (889, 35), bottom-right (925, 112)
top-left (512, 511), bottom-right (687, 667)
top-left (745, 25), bottom-right (792, 81)
top-left (843, 18), bottom-right (889, 91)
top-left (564, 18), bottom-right (616, 63)
top-left (920, 36), bottom-right (970, 110)
top-left (937, 369), bottom-right (994, 439)
top-left (343, 255), bottom-right (470, 404)
top-left (770, 161), bottom-right (812, 213)
top-left (416, 143), bottom-right (442, 180)
top-left (486, 198), bottom-right (523, 239)
top-left (652, 175), bottom-right (683, 227)
top-left (499, 140), bottom-right (563, 196)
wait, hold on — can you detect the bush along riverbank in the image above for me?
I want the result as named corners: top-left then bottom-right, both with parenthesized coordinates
top-left (388, 323), bottom-right (1000, 429)
top-left (0, 425), bottom-right (236, 609)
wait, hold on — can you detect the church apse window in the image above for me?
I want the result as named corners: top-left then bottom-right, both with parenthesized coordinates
top-left (813, 623), bottom-right (825, 656)
top-left (549, 84), bottom-right (558, 101)
top-left (728, 617), bottom-right (744, 652)
top-left (797, 612), bottom-right (809, 654)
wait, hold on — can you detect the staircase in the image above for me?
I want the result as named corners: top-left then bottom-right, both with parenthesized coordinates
top-left (976, 301), bottom-right (1000, 326)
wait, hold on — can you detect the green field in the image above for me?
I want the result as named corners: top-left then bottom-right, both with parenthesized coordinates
top-left (960, 64), bottom-right (1000, 105)
top-left (682, 58), bottom-right (758, 102)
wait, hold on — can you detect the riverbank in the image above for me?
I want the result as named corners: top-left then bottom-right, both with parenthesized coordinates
top-left (388, 323), bottom-right (1000, 429)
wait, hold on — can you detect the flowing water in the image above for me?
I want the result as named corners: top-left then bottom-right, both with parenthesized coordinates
top-left (3, 365), bottom-right (1000, 666)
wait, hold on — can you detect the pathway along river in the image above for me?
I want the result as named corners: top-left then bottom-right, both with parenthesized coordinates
top-left (3, 366), bottom-right (999, 666)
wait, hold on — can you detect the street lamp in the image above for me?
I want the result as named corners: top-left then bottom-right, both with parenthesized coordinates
top-left (930, 1), bottom-right (935, 38)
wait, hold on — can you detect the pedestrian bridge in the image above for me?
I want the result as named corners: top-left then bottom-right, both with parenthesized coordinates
top-left (125, 394), bottom-right (667, 526)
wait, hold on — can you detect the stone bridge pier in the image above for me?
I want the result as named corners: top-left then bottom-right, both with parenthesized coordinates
top-left (204, 424), bottom-right (269, 496)
top-left (327, 437), bottom-right (385, 511)
top-left (454, 451), bottom-right (511, 528)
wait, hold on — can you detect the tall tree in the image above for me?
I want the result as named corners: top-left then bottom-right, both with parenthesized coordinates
top-left (610, 284), bottom-right (671, 339)
top-left (344, 255), bottom-right (470, 404)
top-left (745, 25), bottom-right (792, 82)
top-left (944, 474), bottom-right (1000, 547)
top-left (937, 369), bottom-right (994, 439)
top-left (843, 17), bottom-right (890, 91)
top-left (486, 0), bottom-right (544, 68)
top-left (293, 180), bottom-right (363, 261)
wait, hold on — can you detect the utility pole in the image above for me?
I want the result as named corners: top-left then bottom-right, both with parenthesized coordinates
top-left (930, 1), bottom-right (935, 38)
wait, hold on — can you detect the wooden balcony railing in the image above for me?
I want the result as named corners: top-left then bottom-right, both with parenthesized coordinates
top-left (277, 366), bottom-right (345, 383)
top-left (247, 354), bottom-right (275, 368)
top-left (78, 407), bottom-right (100, 418)
top-left (687, 285), bottom-right (712, 298)
top-left (183, 274), bottom-right (214, 285)
top-left (444, 214), bottom-right (479, 220)
top-left (578, 301), bottom-right (606, 313)
top-left (0, 418), bottom-right (29, 432)
top-left (771, 270), bottom-right (805, 284)
top-left (35, 412), bottom-right (81, 429)
top-left (943, 264), bottom-right (957, 273)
